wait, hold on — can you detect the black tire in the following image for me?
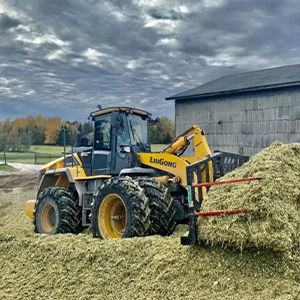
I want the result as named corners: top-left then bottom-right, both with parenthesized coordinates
top-left (34, 186), bottom-right (82, 234)
top-left (92, 177), bottom-right (150, 239)
top-left (135, 177), bottom-right (176, 236)
top-left (169, 183), bottom-right (189, 223)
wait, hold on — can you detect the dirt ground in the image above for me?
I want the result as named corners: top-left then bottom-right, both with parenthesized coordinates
top-left (0, 172), bottom-right (38, 216)
top-left (1, 172), bottom-right (300, 300)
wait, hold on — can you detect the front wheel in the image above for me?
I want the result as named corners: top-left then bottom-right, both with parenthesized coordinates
top-left (135, 177), bottom-right (176, 236)
top-left (34, 186), bottom-right (82, 234)
top-left (92, 177), bottom-right (150, 239)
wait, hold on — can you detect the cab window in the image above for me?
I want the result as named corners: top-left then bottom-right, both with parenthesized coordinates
top-left (128, 114), bottom-right (149, 146)
top-left (94, 115), bottom-right (111, 150)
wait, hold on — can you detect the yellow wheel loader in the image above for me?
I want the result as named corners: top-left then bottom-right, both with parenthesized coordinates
top-left (25, 106), bottom-right (249, 241)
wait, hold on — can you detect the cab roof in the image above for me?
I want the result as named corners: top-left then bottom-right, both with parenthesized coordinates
top-left (90, 107), bottom-right (151, 120)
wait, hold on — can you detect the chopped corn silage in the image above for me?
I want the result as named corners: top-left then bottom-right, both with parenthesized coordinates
top-left (1, 171), bottom-right (300, 300)
top-left (198, 142), bottom-right (300, 252)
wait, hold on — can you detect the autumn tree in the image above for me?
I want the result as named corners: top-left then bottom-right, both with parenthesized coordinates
top-left (20, 132), bottom-right (31, 151)
top-left (0, 134), bottom-right (9, 163)
top-left (78, 123), bottom-right (83, 134)
top-left (7, 135), bottom-right (21, 152)
top-left (82, 121), bottom-right (93, 135)
top-left (31, 126), bottom-right (45, 145)
top-left (44, 117), bottom-right (64, 144)
top-left (149, 117), bottom-right (175, 144)
top-left (0, 118), bottom-right (12, 134)
top-left (10, 117), bottom-right (30, 135)
top-left (57, 126), bottom-right (74, 146)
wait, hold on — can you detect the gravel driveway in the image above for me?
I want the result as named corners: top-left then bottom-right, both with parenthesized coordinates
top-left (0, 162), bottom-right (42, 173)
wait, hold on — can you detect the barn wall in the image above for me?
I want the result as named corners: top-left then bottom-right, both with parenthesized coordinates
top-left (175, 86), bottom-right (300, 156)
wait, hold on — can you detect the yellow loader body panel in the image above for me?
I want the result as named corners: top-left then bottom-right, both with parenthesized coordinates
top-left (25, 153), bottom-right (87, 220)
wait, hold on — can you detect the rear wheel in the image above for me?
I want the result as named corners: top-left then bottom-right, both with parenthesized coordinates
top-left (92, 177), bottom-right (150, 239)
top-left (135, 177), bottom-right (176, 236)
top-left (34, 186), bottom-right (82, 234)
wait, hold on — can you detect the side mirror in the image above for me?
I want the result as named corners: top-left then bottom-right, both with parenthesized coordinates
top-left (120, 145), bottom-right (131, 154)
top-left (74, 129), bottom-right (82, 147)
top-left (147, 117), bottom-right (159, 126)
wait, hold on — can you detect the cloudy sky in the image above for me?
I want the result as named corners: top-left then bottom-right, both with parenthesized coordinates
top-left (0, 0), bottom-right (300, 122)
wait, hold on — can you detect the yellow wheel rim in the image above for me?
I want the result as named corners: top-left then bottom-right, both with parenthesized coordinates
top-left (40, 204), bottom-right (56, 233)
top-left (98, 193), bottom-right (127, 239)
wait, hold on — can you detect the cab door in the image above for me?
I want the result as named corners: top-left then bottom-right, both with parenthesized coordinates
top-left (92, 115), bottom-right (112, 175)
top-left (110, 114), bottom-right (132, 175)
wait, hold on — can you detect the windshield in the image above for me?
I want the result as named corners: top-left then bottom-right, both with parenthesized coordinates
top-left (127, 114), bottom-right (149, 146)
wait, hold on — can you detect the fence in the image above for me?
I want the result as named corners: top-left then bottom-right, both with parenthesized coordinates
top-left (0, 144), bottom-right (167, 165)
top-left (0, 152), bottom-right (62, 165)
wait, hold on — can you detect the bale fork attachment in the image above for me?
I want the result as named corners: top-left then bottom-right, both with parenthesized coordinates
top-left (181, 151), bottom-right (253, 246)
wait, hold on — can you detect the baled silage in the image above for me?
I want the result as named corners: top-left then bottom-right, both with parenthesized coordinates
top-left (198, 141), bottom-right (300, 251)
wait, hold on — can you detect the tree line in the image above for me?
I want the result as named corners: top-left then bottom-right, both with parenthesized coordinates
top-left (0, 115), bottom-right (175, 153)
top-left (0, 115), bottom-right (93, 152)
top-left (149, 116), bottom-right (175, 144)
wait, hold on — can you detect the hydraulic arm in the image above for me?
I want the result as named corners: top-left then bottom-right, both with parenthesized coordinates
top-left (139, 125), bottom-right (213, 187)
top-left (162, 125), bottom-right (212, 159)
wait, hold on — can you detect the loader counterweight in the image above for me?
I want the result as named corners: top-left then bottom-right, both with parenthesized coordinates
top-left (25, 199), bottom-right (36, 219)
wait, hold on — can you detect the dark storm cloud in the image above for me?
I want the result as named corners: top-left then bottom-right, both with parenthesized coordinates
top-left (1, 0), bottom-right (300, 121)
top-left (149, 8), bottom-right (184, 20)
top-left (0, 13), bottom-right (21, 30)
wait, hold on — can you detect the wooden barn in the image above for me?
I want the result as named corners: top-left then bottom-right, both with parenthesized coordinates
top-left (166, 64), bottom-right (300, 156)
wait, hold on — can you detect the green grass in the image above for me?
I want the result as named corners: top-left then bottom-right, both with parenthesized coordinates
top-left (30, 144), bottom-right (168, 154)
top-left (0, 153), bottom-right (35, 164)
top-left (151, 144), bottom-right (167, 152)
top-left (0, 144), bottom-right (167, 165)
top-left (0, 152), bottom-right (62, 164)
top-left (0, 163), bottom-right (15, 172)
top-left (30, 144), bottom-right (167, 154)
top-left (30, 145), bottom-right (64, 155)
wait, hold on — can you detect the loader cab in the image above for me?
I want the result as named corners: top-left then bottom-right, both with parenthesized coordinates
top-left (90, 107), bottom-right (151, 176)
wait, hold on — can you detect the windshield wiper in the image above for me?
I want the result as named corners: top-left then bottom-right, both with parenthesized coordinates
top-left (129, 120), bottom-right (147, 152)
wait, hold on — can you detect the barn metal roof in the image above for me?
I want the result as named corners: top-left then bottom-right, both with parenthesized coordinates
top-left (166, 64), bottom-right (300, 100)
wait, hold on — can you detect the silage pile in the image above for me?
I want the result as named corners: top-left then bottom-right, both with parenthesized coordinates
top-left (1, 211), bottom-right (300, 300)
top-left (198, 141), bottom-right (300, 252)
top-left (1, 171), bottom-right (300, 299)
